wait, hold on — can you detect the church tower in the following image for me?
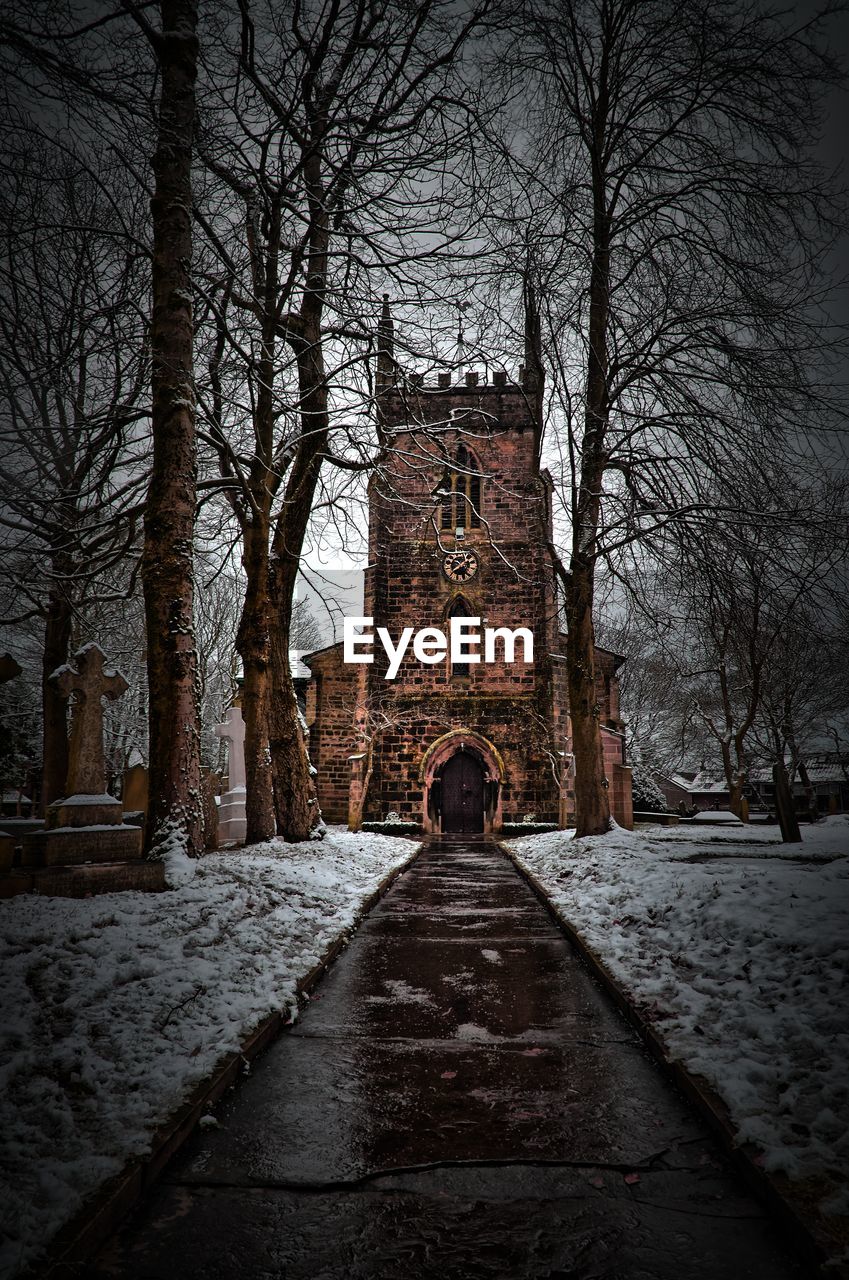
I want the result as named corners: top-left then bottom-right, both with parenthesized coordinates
top-left (304, 306), bottom-right (631, 833)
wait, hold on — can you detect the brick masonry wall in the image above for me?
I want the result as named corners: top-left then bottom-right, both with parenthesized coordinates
top-left (363, 692), bottom-right (561, 826)
top-left (364, 378), bottom-right (562, 826)
top-left (305, 644), bottom-right (359, 824)
top-left (305, 372), bottom-right (632, 830)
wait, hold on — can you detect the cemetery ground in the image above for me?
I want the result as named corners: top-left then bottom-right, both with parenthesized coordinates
top-left (0, 820), bottom-right (847, 1277)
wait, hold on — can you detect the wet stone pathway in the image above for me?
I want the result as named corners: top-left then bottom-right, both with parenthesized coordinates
top-left (93, 838), bottom-right (803, 1279)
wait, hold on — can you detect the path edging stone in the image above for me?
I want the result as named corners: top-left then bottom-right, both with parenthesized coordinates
top-left (499, 840), bottom-right (846, 1280)
top-left (33, 841), bottom-right (421, 1280)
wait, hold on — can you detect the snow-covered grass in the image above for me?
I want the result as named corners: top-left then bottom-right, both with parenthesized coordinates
top-left (0, 828), bottom-right (417, 1279)
top-left (507, 816), bottom-right (849, 1218)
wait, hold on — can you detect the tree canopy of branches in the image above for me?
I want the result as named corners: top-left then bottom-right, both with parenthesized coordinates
top-left (193, 0), bottom-right (487, 840)
top-left (493, 0), bottom-right (846, 834)
top-left (666, 473), bottom-right (847, 835)
top-left (1, 0), bottom-right (846, 850)
top-left (0, 140), bottom-right (148, 808)
top-left (603, 464), bottom-right (848, 839)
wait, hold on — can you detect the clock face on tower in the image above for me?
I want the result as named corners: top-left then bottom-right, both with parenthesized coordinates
top-left (442, 549), bottom-right (479, 583)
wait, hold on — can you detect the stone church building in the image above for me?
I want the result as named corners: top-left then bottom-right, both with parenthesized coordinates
top-left (304, 304), bottom-right (632, 834)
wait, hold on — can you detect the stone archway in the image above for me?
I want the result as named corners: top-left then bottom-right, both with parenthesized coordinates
top-left (419, 728), bottom-right (505, 834)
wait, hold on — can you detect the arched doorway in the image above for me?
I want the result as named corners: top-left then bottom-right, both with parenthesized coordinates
top-left (440, 750), bottom-right (485, 833)
top-left (419, 728), bottom-right (505, 834)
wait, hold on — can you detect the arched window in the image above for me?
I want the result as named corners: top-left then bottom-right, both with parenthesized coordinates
top-left (448, 595), bottom-right (474, 679)
top-left (439, 443), bottom-right (481, 531)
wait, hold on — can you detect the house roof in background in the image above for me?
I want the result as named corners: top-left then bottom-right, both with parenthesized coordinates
top-left (666, 772), bottom-right (728, 794)
top-left (289, 650), bottom-right (313, 681)
top-left (749, 756), bottom-right (849, 785)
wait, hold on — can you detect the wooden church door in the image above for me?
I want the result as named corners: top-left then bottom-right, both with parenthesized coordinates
top-left (441, 751), bottom-right (484, 833)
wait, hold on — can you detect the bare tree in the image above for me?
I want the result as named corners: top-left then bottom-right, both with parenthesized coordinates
top-left (192, 552), bottom-right (242, 765)
top-left (193, 0), bottom-right (487, 840)
top-left (347, 698), bottom-right (423, 833)
top-left (1, 0), bottom-right (207, 853)
top-left (136, 0), bottom-right (204, 856)
top-left (752, 592), bottom-right (849, 830)
top-left (650, 473), bottom-right (847, 836)
top-left (0, 142), bottom-right (148, 808)
top-left (490, 0), bottom-right (846, 834)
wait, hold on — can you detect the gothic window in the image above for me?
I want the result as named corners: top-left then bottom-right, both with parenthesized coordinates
top-left (439, 443), bottom-right (482, 531)
top-left (448, 595), bottom-right (474, 679)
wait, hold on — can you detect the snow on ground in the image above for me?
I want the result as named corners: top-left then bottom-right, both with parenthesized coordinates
top-left (0, 829), bottom-right (417, 1279)
top-left (508, 816), bottom-right (849, 1216)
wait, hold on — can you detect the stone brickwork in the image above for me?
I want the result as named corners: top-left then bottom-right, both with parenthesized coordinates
top-left (1, 860), bottom-right (165, 900)
top-left (21, 824), bottom-right (143, 867)
top-left (306, 643), bottom-right (362, 823)
top-left (305, 360), bottom-right (632, 832)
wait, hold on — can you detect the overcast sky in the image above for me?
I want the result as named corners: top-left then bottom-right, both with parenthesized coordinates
top-left (804, 1), bottom-right (849, 328)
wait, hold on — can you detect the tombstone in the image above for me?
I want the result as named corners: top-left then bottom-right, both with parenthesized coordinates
top-left (18, 643), bottom-right (156, 893)
top-left (0, 831), bottom-right (13, 875)
top-left (201, 769), bottom-right (220, 851)
top-left (0, 654), bottom-right (22, 683)
top-left (0, 655), bottom-right (25, 879)
top-left (122, 757), bottom-right (149, 819)
top-left (214, 706), bottom-right (247, 844)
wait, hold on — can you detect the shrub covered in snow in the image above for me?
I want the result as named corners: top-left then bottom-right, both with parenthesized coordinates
top-left (630, 761), bottom-right (671, 812)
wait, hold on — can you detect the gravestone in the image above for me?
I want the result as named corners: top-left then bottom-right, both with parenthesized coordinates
top-left (122, 756), bottom-right (149, 818)
top-left (16, 643), bottom-right (161, 896)
top-left (201, 769), bottom-right (220, 851)
top-left (0, 653), bottom-right (22, 683)
top-left (0, 654), bottom-right (23, 871)
top-left (0, 830), bottom-right (13, 875)
top-left (214, 706), bottom-right (247, 843)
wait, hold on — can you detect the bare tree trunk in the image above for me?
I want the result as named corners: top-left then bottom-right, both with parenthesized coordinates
top-left (237, 520), bottom-right (276, 842)
top-left (773, 759), bottom-right (802, 843)
top-left (268, 416), bottom-right (324, 840)
top-left (568, 141), bottom-right (612, 838)
top-left (566, 567), bottom-right (609, 836)
top-left (728, 777), bottom-right (747, 819)
top-left (267, 196), bottom-right (328, 841)
top-left (787, 717), bottom-right (819, 820)
top-left (41, 593), bottom-right (72, 808)
top-left (348, 735), bottom-right (375, 833)
top-left (714, 737), bottom-right (741, 818)
top-left (731, 728), bottom-right (752, 820)
top-left (142, 0), bottom-right (203, 856)
top-left (269, 606), bottom-right (316, 841)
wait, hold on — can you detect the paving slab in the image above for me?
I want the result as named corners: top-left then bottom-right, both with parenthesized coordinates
top-left (93, 1169), bottom-right (801, 1280)
top-left (173, 1035), bottom-right (704, 1184)
top-left (89, 837), bottom-right (804, 1279)
top-left (289, 934), bottom-right (628, 1041)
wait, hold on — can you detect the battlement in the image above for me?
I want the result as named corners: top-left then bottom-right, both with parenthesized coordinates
top-left (378, 367), bottom-right (541, 438)
top-left (385, 366), bottom-right (538, 393)
top-left (404, 368), bottom-right (532, 390)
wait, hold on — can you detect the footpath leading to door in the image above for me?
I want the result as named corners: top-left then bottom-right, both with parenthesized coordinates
top-left (90, 838), bottom-right (804, 1279)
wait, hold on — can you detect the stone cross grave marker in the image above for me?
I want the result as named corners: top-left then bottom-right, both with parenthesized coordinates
top-left (19, 641), bottom-right (148, 883)
top-left (214, 705), bottom-right (246, 790)
top-left (52, 642), bottom-right (128, 797)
